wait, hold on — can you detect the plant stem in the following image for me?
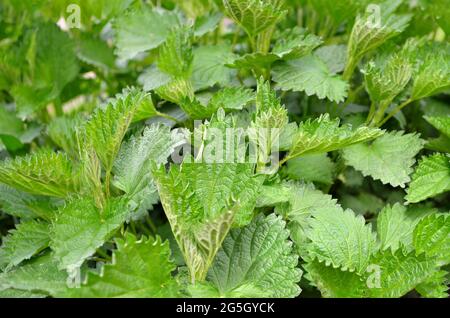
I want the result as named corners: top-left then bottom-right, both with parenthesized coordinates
top-left (231, 28), bottom-right (240, 49)
top-left (54, 98), bottom-right (63, 117)
top-left (279, 155), bottom-right (291, 167)
top-left (105, 170), bottom-right (111, 198)
top-left (138, 222), bottom-right (153, 236)
top-left (370, 99), bottom-right (392, 127)
top-left (248, 35), bottom-right (256, 53)
top-left (157, 111), bottom-right (183, 126)
top-left (256, 28), bottom-right (273, 54)
top-left (366, 101), bottom-right (376, 125)
top-left (342, 84), bottom-right (364, 110)
top-left (145, 215), bottom-right (157, 234)
top-left (297, 7), bottom-right (303, 27)
top-left (343, 56), bottom-right (357, 82)
top-left (96, 248), bottom-right (111, 261)
top-left (377, 99), bottom-right (413, 127)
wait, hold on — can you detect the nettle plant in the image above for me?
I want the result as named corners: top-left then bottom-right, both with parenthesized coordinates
top-left (0, 0), bottom-right (449, 298)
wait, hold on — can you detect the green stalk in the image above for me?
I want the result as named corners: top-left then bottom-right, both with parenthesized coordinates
top-left (145, 215), bottom-right (157, 234)
top-left (104, 169), bottom-right (111, 198)
top-left (370, 99), bottom-right (392, 127)
top-left (377, 99), bottom-right (413, 127)
top-left (297, 7), bottom-right (304, 27)
top-left (156, 111), bottom-right (183, 126)
top-left (256, 28), bottom-right (274, 54)
top-left (366, 101), bottom-right (376, 125)
top-left (343, 55), bottom-right (358, 82)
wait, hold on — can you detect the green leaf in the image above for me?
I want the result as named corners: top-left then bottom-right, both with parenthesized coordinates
top-left (275, 182), bottom-right (340, 223)
top-left (190, 214), bottom-right (302, 298)
top-left (415, 270), bottom-right (449, 298)
top-left (77, 34), bottom-right (116, 71)
top-left (406, 154), bottom-right (450, 203)
top-left (305, 249), bottom-right (437, 298)
top-left (51, 198), bottom-right (130, 273)
top-left (272, 55), bottom-right (349, 103)
top-left (0, 150), bottom-right (79, 197)
top-left (410, 47), bottom-right (450, 101)
top-left (156, 77), bottom-right (195, 104)
top-left (47, 115), bottom-right (84, 158)
top-left (0, 220), bottom-right (50, 270)
top-left (158, 26), bottom-right (193, 78)
top-left (138, 65), bottom-right (172, 92)
top-left (227, 27), bottom-right (322, 71)
top-left (209, 87), bottom-right (255, 111)
top-left (249, 79), bottom-right (288, 173)
top-left (0, 254), bottom-right (68, 297)
top-left (63, 234), bottom-right (180, 298)
top-left (223, 0), bottom-right (285, 38)
top-left (428, 0), bottom-right (450, 34)
top-left (180, 87), bottom-right (254, 119)
top-left (426, 135), bottom-right (450, 154)
top-left (308, 0), bottom-right (368, 30)
top-left (64, 0), bottom-right (133, 24)
top-left (306, 207), bottom-right (377, 274)
top-left (342, 131), bottom-right (425, 188)
top-left (303, 260), bottom-right (367, 298)
top-left (156, 162), bottom-right (263, 228)
top-left (191, 44), bottom-right (236, 90)
top-left (33, 23), bottom-right (79, 98)
top-left (367, 249), bottom-right (436, 298)
top-left (345, 0), bottom-right (411, 79)
top-left (10, 23), bottom-right (79, 118)
top-left (256, 183), bottom-right (291, 207)
top-left (284, 154), bottom-right (335, 185)
top-left (275, 182), bottom-right (344, 258)
top-left (85, 90), bottom-right (148, 173)
top-left (194, 13), bottom-right (223, 37)
top-left (0, 107), bottom-right (23, 143)
top-left (424, 116), bottom-right (450, 139)
top-left (113, 124), bottom-right (185, 211)
top-left (0, 289), bottom-right (47, 298)
top-left (113, 7), bottom-right (180, 60)
top-left (153, 161), bottom-right (263, 282)
top-left (227, 52), bottom-right (280, 71)
top-left (376, 203), bottom-right (432, 251)
top-left (173, 0), bottom-right (212, 19)
top-left (273, 27), bottom-right (323, 60)
top-left (413, 214), bottom-right (450, 264)
top-left (11, 85), bottom-right (53, 119)
top-left (287, 114), bottom-right (383, 160)
top-left (314, 45), bottom-right (347, 74)
top-left (364, 53), bottom-right (413, 104)
top-left (340, 193), bottom-right (384, 216)
top-left (0, 184), bottom-right (57, 220)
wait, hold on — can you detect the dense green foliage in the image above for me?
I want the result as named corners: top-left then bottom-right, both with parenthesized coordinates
top-left (0, 0), bottom-right (449, 298)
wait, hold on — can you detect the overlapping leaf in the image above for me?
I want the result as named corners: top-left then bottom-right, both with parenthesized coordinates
top-left (273, 55), bottom-right (349, 103)
top-left (223, 0), bottom-right (285, 38)
top-left (153, 161), bottom-right (263, 282)
top-left (0, 220), bottom-right (50, 270)
top-left (189, 214), bottom-right (302, 298)
top-left (85, 89), bottom-right (150, 173)
top-left (413, 214), bottom-right (450, 264)
top-left (51, 198), bottom-right (130, 273)
top-left (113, 124), bottom-right (186, 212)
top-left (0, 254), bottom-right (68, 297)
top-left (343, 131), bottom-right (424, 188)
top-left (287, 114), bottom-right (383, 160)
top-left (0, 150), bottom-right (79, 197)
top-left (63, 234), bottom-right (180, 298)
top-left (406, 154), bottom-right (450, 203)
top-left (113, 7), bottom-right (180, 60)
